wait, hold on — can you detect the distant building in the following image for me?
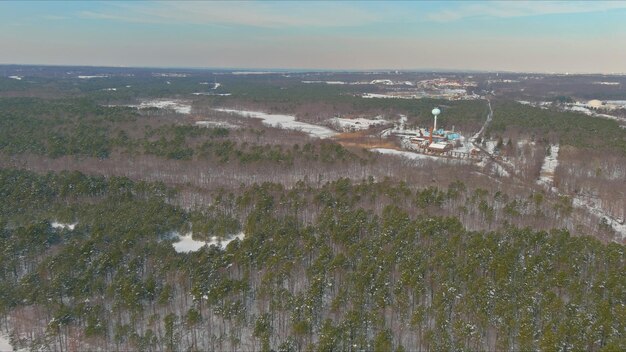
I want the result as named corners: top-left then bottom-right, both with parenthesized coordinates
top-left (428, 142), bottom-right (452, 153)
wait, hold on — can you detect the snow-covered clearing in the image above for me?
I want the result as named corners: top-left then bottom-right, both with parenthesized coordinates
top-left (214, 108), bottom-right (337, 138)
top-left (51, 221), bottom-right (77, 230)
top-left (8, 76), bottom-right (22, 80)
top-left (329, 116), bottom-right (388, 131)
top-left (128, 100), bottom-right (192, 114)
top-left (172, 232), bottom-right (245, 253)
top-left (537, 144), bottom-right (560, 188)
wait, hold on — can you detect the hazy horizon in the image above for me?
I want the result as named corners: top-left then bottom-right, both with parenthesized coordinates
top-left (1, 1), bottom-right (626, 74)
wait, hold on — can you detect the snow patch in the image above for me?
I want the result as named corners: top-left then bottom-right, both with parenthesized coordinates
top-left (491, 163), bottom-right (510, 177)
top-left (231, 71), bottom-right (278, 75)
top-left (77, 75), bottom-right (108, 79)
top-left (362, 93), bottom-right (413, 99)
top-left (302, 80), bottom-right (347, 85)
top-left (372, 148), bottom-right (464, 163)
top-left (572, 197), bottom-right (626, 240)
top-left (0, 333), bottom-right (13, 351)
top-left (51, 221), bottom-right (77, 230)
top-left (214, 108), bottom-right (337, 138)
top-left (195, 121), bottom-right (238, 129)
top-left (537, 144), bottom-right (559, 188)
top-left (129, 100), bottom-right (192, 114)
top-left (329, 116), bottom-right (388, 131)
top-left (153, 73), bottom-right (188, 78)
top-left (172, 232), bottom-right (245, 253)
top-left (192, 92), bottom-right (231, 96)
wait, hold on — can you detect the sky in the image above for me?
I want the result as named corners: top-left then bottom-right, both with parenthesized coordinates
top-left (1, 1), bottom-right (626, 73)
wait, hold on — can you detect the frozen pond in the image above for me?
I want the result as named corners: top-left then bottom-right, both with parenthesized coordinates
top-left (214, 108), bottom-right (337, 138)
top-left (172, 232), bottom-right (245, 253)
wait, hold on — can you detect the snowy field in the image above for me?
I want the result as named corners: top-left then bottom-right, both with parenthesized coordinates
top-left (214, 108), bottom-right (337, 138)
top-left (172, 232), bottom-right (245, 253)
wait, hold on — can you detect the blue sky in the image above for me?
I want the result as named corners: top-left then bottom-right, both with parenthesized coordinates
top-left (1, 1), bottom-right (625, 73)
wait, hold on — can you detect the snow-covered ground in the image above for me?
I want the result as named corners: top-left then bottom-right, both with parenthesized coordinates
top-left (51, 221), bottom-right (77, 230)
top-left (128, 100), bottom-right (192, 114)
top-left (192, 92), bottom-right (231, 96)
top-left (329, 116), bottom-right (388, 131)
top-left (537, 144), bottom-right (560, 189)
top-left (572, 196), bottom-right (626, 240)
top-left (451, 136), bottom-right (473, 154)
top-left (0, 333), bottom-right (12, 351)
top-left (372, 148), bottom-right (469, 164)
top-left (484, 140), bottom-right (498, 154)
top-left (172, 232), bottom-right (245, 253)
top-left (594, 81), bottom-right (620, 86)
top-left (77, 75), bottom-right (109, 79)
top-left (362, 93), bottom-right (414, 99)
top-left (398, 114), bottom-right (407, 130)
top-left (8, 75), bottom-right (22, 80)
top-left (302, 80), bottom-right (347, 85)
top-left (231, 71), bottom-right (278, 75)
top-left (491, 163), bottom-right (510, 177)
top-left (214, 108), bottom-right (337, 138)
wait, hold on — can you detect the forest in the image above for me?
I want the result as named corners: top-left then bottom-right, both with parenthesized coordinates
top-left (0, 169), bottom-right (623, 351)
top-left (0, 67), bottom-right (625, 351)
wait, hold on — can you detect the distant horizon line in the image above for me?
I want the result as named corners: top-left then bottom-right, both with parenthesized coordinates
top-left (1, 63), bottom-right (625, 76)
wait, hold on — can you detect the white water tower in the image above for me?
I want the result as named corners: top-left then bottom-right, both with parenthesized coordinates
top-left (432, 107), bottom-right (441, 132)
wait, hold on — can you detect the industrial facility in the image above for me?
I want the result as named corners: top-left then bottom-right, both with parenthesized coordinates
top-left (385, 107), bottom-right (467, 156)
